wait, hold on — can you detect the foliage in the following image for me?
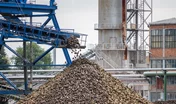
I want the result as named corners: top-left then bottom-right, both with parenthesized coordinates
top-left (11, 43), bottom-right (52, 69)
top-left (0, 46), bottom-right (9, 70)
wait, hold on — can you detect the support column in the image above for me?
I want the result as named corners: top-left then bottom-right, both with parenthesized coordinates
top-left (164, 70), bottom-right (167, 101)
top-left (29, 16), bottom-right (33, 90)
top-left (23, 41), bottom-right (28, 95)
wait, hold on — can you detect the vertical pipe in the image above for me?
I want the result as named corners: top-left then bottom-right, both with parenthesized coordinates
top-left (163, 26), bottom-right (166, 101)
top-left (23, 41), bottom-right (28, 95)
top-left (53, 48), bottom-right (56, 67)
top-left (164, 70), bottom-right (167, 101)
top-left (122, 0), bottom-right (127, 60)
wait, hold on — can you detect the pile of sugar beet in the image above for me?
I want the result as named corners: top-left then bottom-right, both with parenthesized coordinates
top-left (17, 58), bottom-right (152, 104)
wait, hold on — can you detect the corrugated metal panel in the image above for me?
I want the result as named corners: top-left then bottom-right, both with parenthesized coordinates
top-left (150, 18), bottom-right (176, 25)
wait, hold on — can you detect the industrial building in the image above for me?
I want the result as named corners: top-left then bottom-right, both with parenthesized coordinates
top-left (93, 0), bottom-right (152, 100)
top-left (145, 18), bottom-right (176, 102)
top-left (94, 0), bottom-right (152, 69)
top-left (0, 0), bottom-right (176, 103)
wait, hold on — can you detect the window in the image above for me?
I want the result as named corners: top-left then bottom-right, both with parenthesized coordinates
top-left (167, 76), bottom-right (176, 85)
top-left (151, 92), bottom-right (160, 102)
top-left (165, 59), bottom-right (176, 68)
top-left (165, 29), bottom-right (176, 48)
top-left (151, 60), bottom-right (163, 68)
top-left (167, 92), bottom-right (176, 100)
top-left (151, 77), bottom-right (156, 85)
top-left (151, 29), bottom-right (176, 48)
top-left (151, 29), bottom-right (163, 48)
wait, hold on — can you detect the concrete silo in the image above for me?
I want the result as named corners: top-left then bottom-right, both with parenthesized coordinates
top-left (95, 0), bottom-right (152, 69)
top-left (95, 0), bottom-right (126, 68)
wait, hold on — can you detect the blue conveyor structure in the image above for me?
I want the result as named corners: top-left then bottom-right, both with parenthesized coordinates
top-left (0, 0), bottom-right (87, 95)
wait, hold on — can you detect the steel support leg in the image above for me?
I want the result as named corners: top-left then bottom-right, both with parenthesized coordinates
top-left (0, 45), bottom-right (2, 51)
top-left (23, 41), bottom-right (28, 95)
top-left (51, 14), bottom-right (60, 31)
top-left (62, 48), bottom-right (72, 66)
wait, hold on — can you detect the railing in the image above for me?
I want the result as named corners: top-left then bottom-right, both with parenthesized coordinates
top-left (96, 43), bottom-right (135, 50)
top-left (91, 44), bottom-right (120, 68)
top-left (26, 22), bottom-right (41, 27)
top-left (27, 0), bottom-right (36, 4)
top-left (95, 49), bottom-right (120, 68)
top-left (94, 23), bottom-right (122, 30)
top-left (59, 29), bottom-right (87, 48)
top-left (127, 4), bottom-right (145, 10)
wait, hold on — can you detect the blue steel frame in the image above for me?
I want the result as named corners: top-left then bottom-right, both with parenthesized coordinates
top-left (0, 0), bottom-right (84, 95)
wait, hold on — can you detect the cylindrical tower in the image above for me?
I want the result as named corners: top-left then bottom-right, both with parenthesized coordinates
top-left (98, 0), bottom-right (122, 44)
top-left (95, 0), bottom-right (125, 68)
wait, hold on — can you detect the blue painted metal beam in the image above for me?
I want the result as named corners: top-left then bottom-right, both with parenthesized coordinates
top-left (0, 72), bottom-right (18, 90)
top-left (15, 14), bottom-right (50, 17)
top-left (41, 17), bottom-right (51, 28)
top-left (0, 19), bottom-right (81, 48)
top-left (0, 64), bottom-right (67, 67)
top-left (33, 46), bottom-right (54, 65)
top-left (23, 0), bottom-right (27, 3)
top-left (0, 90), bottom-right (26, 95)
top-left (4, 44), bottom-right (30, 63)
top-left (0, 0), bottom-right (86, 96)
top-left (51, 14), bottom-right (60, 31)
top-left (0, 3), bottom-right (57, 14)
top-left (63, 48), bottom-right (72, 66)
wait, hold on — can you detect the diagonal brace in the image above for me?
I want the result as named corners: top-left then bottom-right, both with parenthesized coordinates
top-left (4, 44), bottom-right (30, 63)
top-left (33, 46), bottom-right (54, 65)
top-left (0, 72), bottom-right (18, 90)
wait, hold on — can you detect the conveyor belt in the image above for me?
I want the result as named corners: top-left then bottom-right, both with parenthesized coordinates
top-left (0, 19), bottom-right (84, 48)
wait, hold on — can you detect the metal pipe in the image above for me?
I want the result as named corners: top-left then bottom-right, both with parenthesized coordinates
top-left (1, 68), bottom-right (176, 73)
top-left (122, 0), bottom-right (127, 60)
top-left (164, 70), bottom-right (167, 101)
top-left (163, 26), bottom-right (167, 101)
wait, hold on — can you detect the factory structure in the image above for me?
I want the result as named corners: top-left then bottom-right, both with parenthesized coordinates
top-left (144, 18), bottom-right (176, 102)
top-left (92, 0), bottom-right (152, 100)
top-left (94, 0), bottom-right (152, 69)
top-left (94, 0), bottom-right (176, 102)
top-left (0, 0), bottom-right (176, 103)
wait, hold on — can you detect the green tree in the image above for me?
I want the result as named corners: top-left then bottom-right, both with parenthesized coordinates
top-left (0, 46), bottom-right (9, 70)
top-left (11, 43), bottom-right (52, 69)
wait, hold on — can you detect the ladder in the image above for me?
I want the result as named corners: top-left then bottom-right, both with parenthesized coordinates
top-left (139, 0), bottom-right (145, 63)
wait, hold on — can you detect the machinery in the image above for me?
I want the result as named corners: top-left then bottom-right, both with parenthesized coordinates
top-left (0, 0), bottom-right (87, 96)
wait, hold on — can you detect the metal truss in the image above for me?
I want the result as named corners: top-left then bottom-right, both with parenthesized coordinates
top-left (0, 0), bottom-right (87, 96)
top-left (126, 0), bottom-right (152, 63)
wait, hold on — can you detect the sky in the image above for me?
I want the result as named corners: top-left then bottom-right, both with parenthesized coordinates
top-left (5, 0), bottom-right (176, 64)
